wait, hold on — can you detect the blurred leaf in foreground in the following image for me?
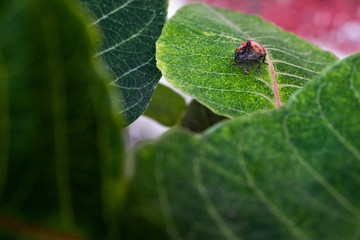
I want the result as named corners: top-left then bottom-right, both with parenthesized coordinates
top-left (134, 53), bottom-right (360, 239)
top-left (0, 0), bottom-right (124, 239)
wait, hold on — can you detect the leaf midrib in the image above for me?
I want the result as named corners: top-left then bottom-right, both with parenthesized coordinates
top-left (267, 54), bottom-right (281, 107)
top-left (202, 6), bottom-right (281, 108)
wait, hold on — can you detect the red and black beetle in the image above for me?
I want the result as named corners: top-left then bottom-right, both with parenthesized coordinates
top-left (233, 40), bottom-right (268, 74)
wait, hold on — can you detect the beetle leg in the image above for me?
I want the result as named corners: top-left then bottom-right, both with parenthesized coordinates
top-left (238, 65), bottom-right (249, 73)
top-left (232, 59), bottom-right (238, 66)
top-left (254, 60), bottom-right (262, 74)
top-left (233, 61), bottom-right (248, 73)
top-left (236, 63), bottom-right (249, 73)
top-left (245, 61), bottom-right (253, 72)
top-left (262, 56), bottom-right (268, 65)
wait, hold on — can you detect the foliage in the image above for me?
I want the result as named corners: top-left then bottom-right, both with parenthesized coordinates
top-left (133, 52), bottom-right (360, 240)
top-left (144, 84), bottom-right (186, 127)
top-left (156, 3), bottom-right (338, 117)
top-left (77, 0), bottom-right (168, 126)
top-left (0, 0), bottom-right (124, 239)
top-left (1, 1), bottom-right (359, 240)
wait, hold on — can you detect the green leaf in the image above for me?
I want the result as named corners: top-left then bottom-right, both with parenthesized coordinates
top-left (156, 2), bottom-right (338, 118)
top-left (0, 0), bottom-right (124, 239)
top-left (77, 0), bottom-right (168, 126)
top-left (144, 84), bottom-right (186, 127)
top-left (133, 52), bottom-right (360, 239)
top-left (180, 99), bottom-right (227, 132)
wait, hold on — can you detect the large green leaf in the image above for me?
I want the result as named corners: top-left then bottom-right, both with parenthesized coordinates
top-left (77, 0), bottom-right (168, 126)
top-left (133, 52), bottom-right (360, 239)
top-left (156, 2), bottom-right (338, 118)
top-left (0, 0), bottom-right (124, 239)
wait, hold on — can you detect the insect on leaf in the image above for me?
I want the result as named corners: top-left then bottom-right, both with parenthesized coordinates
top-left (156, 2), bottom-right (338, 118)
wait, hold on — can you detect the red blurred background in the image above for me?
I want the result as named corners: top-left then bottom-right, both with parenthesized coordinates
top-left (184, 0), bottom-right (360, 57)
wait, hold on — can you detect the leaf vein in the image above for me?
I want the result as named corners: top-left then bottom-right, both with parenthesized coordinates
top-left (208, 7), bottom-right (251, 39)
top-left (275, 72), bottom-right (311, 81)
top-left (197, 96), bottom-right (248, 115)
top-left (316, 83), bottom-right (360, 162)
top-left (266, 48), bottom-right (332, 65)
top-left (155, 154), bottom-right (183, 240)
top-left (193, 154), bottom-right (240, 240)
top-left (189, 84), bottom-right (276, 106)
top-left (237, 139), bottom-right (309, 240)
top-left (91, 0), bottom-right (134, 25)
top-left (349, 65), bottom-right (360, 104)
top-left (112, 57), bottom-right (155, 84)
top-left (94, 11), bottom-right (156, 57)
top-left (272, 60), bottom-right (320, 73)
top-left (283, 113), bottom-right (360, 219)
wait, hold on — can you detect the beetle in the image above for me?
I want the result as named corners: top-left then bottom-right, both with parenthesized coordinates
top-left (233, 40), bottom-right (268, 74)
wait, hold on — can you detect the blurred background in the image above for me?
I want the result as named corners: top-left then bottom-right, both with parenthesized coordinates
top-left (185, 0), bottom-right (360, 57)
top-left (127, 0), bottom-right (360, 147)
